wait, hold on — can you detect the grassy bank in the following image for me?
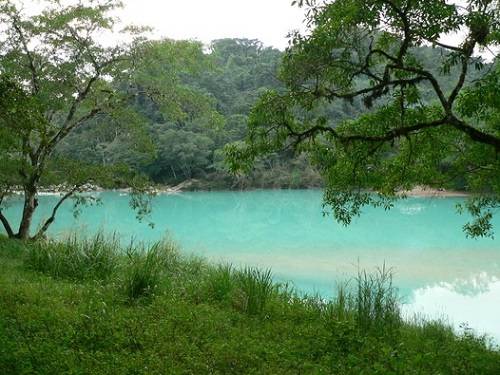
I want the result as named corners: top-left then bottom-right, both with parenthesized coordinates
top-left (0, 235), bottom-right (498, 374)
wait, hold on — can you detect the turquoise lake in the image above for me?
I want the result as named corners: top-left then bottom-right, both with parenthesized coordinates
top-left (3, 190), bottom-right (500, 342)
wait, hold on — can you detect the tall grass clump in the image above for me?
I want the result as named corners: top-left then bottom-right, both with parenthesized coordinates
top-left (353, 265), bottom-right (400, 335)
top-left (25, 233), bottom-right (120, 282)
top-left (235, 267), bottom-right (276, 315)
top-left (123, 240), bottom-right (177, 300)
top-left (321, 265), bottom-right (401, 340)
top-left (205, 265), bottom-right (276, 315)
top-left (205, 263), bottom-right (235, 303)
top-left (319, 283), bottom-right (352, 323)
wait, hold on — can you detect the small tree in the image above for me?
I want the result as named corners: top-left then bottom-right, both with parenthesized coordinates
top-left (227, 0), bottom-right (500, 237)
top-left (0, 0), bottom-right (216, 239)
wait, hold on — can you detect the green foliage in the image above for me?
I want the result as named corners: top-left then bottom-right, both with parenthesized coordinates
top-left (205, 265), bottom-right (278, 316)
top-left (0, 236), bottom-right (499, 374)
top-left (152, 128), bottom-right (215, 180)
top-left (25, 234), bottom-right (120, 282)
top-left (0, 1), bottom-right (221, 239)
top-left (352, 266), bottom-right (401, 337)
top-left (227, 0), bottom-right (500, 237)
top-left (53, 37), bottom-right (321, 190)
top-left (235, 267), bottom-right (276, 316)
top-left (206, 264), bottom-right (235, 303)
top-left (0, 236), bottom-right (25, 258)
top-left (457, 197), bottom-right (500, 238)
top-left (122, 240), bottom-right (177, 300)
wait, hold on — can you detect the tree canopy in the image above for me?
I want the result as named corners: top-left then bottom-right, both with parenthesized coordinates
top-left (0, 0), bottom-right (218, 239)
top-left (226, 0), bottom-right (500, 237)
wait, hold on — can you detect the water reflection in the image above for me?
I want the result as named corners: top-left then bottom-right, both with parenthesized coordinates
top-left (404, 273), bottom-right (500, 344)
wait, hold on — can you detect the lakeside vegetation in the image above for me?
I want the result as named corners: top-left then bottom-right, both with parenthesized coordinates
top-left (1, 1), bottom-right (499, 372)
top-left (0, 234), bottom-right (499, 374)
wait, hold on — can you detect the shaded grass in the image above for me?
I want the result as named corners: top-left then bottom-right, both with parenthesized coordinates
top-left (0, 235), bottom-right (499, 374)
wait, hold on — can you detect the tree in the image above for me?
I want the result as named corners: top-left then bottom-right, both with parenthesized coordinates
top-left (227, 0), bottom-right (500, 237)
top-left (0, 0), bottom-right (216, 239)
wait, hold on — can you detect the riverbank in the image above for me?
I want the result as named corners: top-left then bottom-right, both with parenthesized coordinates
top-left (17, 182), bottom-right (470, 198)
top-left (398, 185), bottom-right (469, 198)
top-left (0, 235), bottom-right (498, 374)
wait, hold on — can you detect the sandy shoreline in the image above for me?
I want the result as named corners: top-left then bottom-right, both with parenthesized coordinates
top-left (397, 186), bottom-right (469, 198)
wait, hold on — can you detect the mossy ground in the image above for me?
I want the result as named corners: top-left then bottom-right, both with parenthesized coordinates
top-left (0, 236), bottom-right (498, 374)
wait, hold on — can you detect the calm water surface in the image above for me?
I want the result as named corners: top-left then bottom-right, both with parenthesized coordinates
top-left (3, 190), bottom-right (500, 342)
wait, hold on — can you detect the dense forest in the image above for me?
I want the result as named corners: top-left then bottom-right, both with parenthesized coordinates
top-left (54, 38), bottom-right (481, 191)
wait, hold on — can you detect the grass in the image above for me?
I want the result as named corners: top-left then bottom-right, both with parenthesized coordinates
top-left (122, 240), bottom-right (177, 300)
top-left (0, 235), bottom-right (499, 374)
top-left (353, 265), bottom-right (401, 336)
top-left (235, 267), bottom-right (276, 315)
top-left (205, 264), bottom-right (277, 315)
top-left (25, 233), bottom-right (120, 282)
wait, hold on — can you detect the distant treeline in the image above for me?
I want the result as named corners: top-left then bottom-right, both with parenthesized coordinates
top-left (56, 38), bottom-right (483, 190)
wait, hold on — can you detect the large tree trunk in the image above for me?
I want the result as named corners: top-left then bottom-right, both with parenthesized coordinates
top-left (16, 186), bottom-right (38, 240)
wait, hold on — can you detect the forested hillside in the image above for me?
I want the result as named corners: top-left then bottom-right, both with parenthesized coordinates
top-left (55, 38), bottom-right (487, 190)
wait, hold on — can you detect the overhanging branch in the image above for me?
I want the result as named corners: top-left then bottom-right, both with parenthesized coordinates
top-left (33, 185), bottom-right (81, 239)
top-left (450, 118), bottom-right (500, 151)
top-left (285, 117), bottom-right (448, 146)
top-left (282, 114), bottom-right (500, 152)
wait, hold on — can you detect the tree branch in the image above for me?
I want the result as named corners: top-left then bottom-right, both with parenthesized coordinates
top-left (33, 186), bottom-right (80, 239)
top-left (42, 55), bottom-right (125, 158)
top-left (0, 211), bottom-right (14, 238)
top-left (283, 117), bottom-right (449, 148)
top-left (11, 15), bottom-right (40, 94)
top-left (319, 77), bottom-right (426, 102)
top-left (450, 118), bottom-right (500, 151)
top-left (425, 39), bottom-right (464, 53)
top-left (448, 39), bottom-right (476, 106)
top-left (0, 190), bottom-right (14, 238)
